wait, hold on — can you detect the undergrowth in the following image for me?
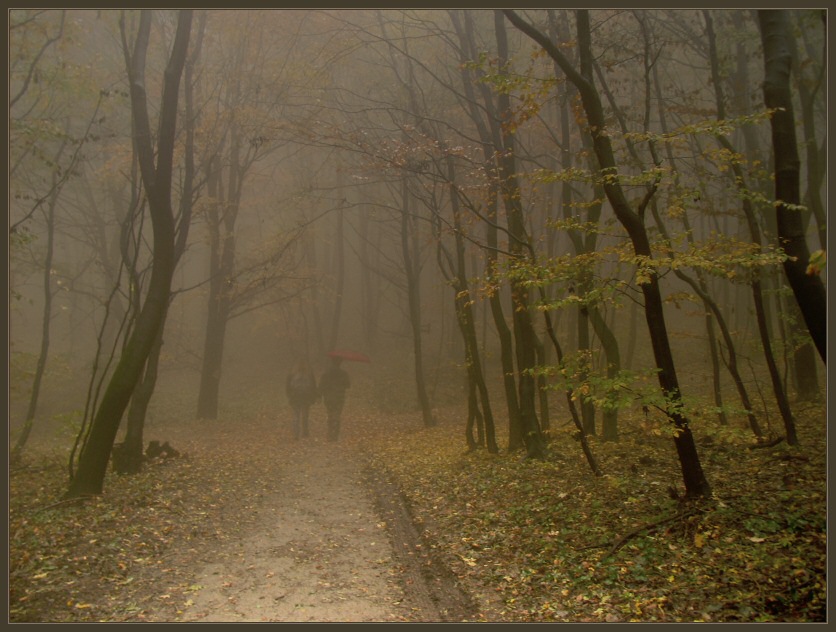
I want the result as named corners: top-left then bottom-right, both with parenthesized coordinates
top-left (363, 404), bottom-right (827, 622)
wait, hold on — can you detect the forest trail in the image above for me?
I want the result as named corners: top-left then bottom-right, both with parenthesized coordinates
top-left (166, 432), bottom-right (473, 623)
top-left (9, 397), bottom-right (827, 623)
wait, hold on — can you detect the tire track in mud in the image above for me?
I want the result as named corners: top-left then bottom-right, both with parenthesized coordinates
top-left (365, 466), bottom-right (477, 622)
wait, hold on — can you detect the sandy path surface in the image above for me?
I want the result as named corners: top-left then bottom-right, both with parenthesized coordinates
top-left (178, 439), bottom-right (404, 622)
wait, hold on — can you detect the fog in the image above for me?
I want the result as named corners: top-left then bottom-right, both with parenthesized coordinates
top-left (9, 9), bottom-right (826, 463)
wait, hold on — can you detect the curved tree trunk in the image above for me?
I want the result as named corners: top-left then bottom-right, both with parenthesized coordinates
top-left (117, 323), bottom-right (163, 474)
top-left (67, 10), bottom-right (192, 498)
top-left (486, 222), bottom-right (522, 450)
top-left (539, 304), bottom-right (602, 476)
top-left (444, 157), bottom-right (499, 453)
top-left (505, 8), bottom-right (710, 497)
top-left (449, 10), bottom-right (521, 449)
top-left (120, 15), bottom-right (202, 468)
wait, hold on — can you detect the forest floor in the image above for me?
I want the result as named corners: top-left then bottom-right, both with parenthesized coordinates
top-left (7, 392), bottom-right (828, 623)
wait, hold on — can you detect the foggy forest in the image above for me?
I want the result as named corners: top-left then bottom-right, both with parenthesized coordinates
top-left (8, 8), bottom-right (827, 623)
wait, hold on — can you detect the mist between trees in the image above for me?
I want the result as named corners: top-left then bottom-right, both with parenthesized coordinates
top-left (9, 9), bottom-right (826, 499)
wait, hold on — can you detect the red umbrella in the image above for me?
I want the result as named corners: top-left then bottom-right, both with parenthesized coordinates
top-left (327, 349), bottom-right (371, 363)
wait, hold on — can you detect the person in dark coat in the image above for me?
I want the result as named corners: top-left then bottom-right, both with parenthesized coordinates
top-left (319, 356), bottom-right (350, 441)
top-left (286, 359), bottom-right (318, 440)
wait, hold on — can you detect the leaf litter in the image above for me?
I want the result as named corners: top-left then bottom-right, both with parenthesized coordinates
top-left (9, 396), bottom-right (826, 622)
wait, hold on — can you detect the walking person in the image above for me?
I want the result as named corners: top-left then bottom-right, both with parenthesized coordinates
top-left (286, 359), bottom-right (318, 440)
top-left (319, 355), bottom-right (350, 441)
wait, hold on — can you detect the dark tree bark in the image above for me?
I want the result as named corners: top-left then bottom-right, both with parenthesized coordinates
top-left (576, 307), bottom-right (596, 435)
top-left (549, 9), bottom-right (622, 441)
top-left (301, 229), bottom-right (326, 359)
top-left (485, 194), bottom-right (523, 450)
top-left (790, 10), bottom-right (826, 252)
top-left (465, 377), bottom-right (484, 450)
top-left (371, 12), bottom-right (436, 428)
top-left (534, 337), bottom-right (551, 433)
top-left (586, 305), bottom-right (620, 442)
top-left (494, 11), bottom-right (547, 459)
top-left (358, 205), bottom-right (381, 352)
top-left (196, 149), bottom-right (237, 419)
top-left (401, 176), bottom-right (436, 428)
top-left (328, 183), bottom-right (346, 353)
top-left (757, 10), bottom-right (826, 365)
top-left (705, 10), bottom-right (797, 443)
top-left (786, 10), bottom-right (824, 399)
top-left (437, 155), bottom-right (499, 453)
top-left (649, 51), bottom-right (728, 427)
top-left (11, 146), bottom-right (64, 464)
top-left (120, 11), bottom-right (204, 471)
top-left (12, 93), bottom-right (107, 462)
top-left (67, 10), bottom-right (192, 498)
top-left (505, 9), bottom-right (710, 497)
top-left (195, 32), bottom-right (273, 418)
top-left (450, 10), bottom-right (521, 447)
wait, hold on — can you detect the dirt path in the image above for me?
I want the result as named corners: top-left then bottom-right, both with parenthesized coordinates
top-left (174, 437), bottom-right (474, 623)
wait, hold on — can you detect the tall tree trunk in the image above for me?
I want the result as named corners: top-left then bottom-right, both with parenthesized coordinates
top-left (705, 11), bottom-right (797, 443)
top-left (549, 9), bottom-right (621, 441)
top-left (302, 230), bottom-right (325, 359)
top-left (757, 10), bottom-right (826, 365)
top-left (120, 13), bottom-right (203, 469)
top-left (505, 8), bottom-right (710, 496)
top-left (486, 202), bottom-right (522, 450)
top-left (11, 155), bottom-right (63, 464)
top-left (576, 307), bottom-right (596, 435)
top-left (790, 10), bottom-right (826, 252)
top-left (401, 177), bottom-right (435, 427)
top-left (586, 305), bottom-right (620, 442)
top-left (785, 10), bottom-right (824, 399)
top-left (450, 9), bottom-right (520, 448)
top-left (534, 336), bottom-right (551, 433)
top-left (494, 11), bottom-right (547, 459)
top-left (650, 53), bottom-right (727, 426)
top-left (118, 323), bottom-right (164, 473)
top-left (196, 147), bottom-right (238, 420)
top-left (328, 185), bottom-right (346, 352)
top-left (465, 375), bottom-right (484, 450)
top-left (67, 10), bottom-right (192, 498)
top-left (443, 156), bottom-right (499, 453)
top-left (358, 205), bottom-right (380, 352)
top-left (14, 90), bottom-right (107, 462)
